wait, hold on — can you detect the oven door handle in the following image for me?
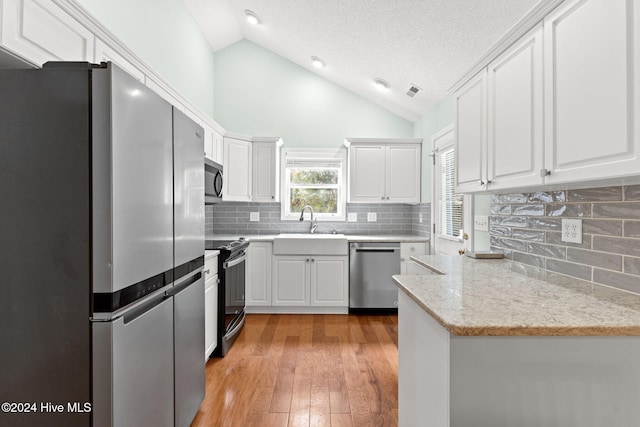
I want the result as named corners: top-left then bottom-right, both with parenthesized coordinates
top-left (223, 253), bottom-right (247, 269)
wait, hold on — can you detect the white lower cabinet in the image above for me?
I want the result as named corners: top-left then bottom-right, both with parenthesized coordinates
top-left (400, 242), bottom-right (428, 274)
top-left (204, 253), bottom-right (218, 360)
top-left (310, 256), bottom-right (348, 306)
top-left (273, 255), bottom-right (348, 308)
top-left (246, 242), bottom-right (272, 306)
top-left (273, 256), bottom-right (310, 306)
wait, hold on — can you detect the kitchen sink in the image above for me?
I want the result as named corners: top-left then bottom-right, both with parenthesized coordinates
top-left (273, 233), bottom-right (348, 255)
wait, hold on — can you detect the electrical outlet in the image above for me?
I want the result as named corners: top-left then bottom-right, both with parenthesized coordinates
top-left (474, 215), bottom-right (489, 232)
top-left (561, 218), bottom-right (582, 244)
top-left (367, 212), bottom-right (377, 222)
top-left (419, 212), bottom-right (423, 223)
top-left (249, 212), bottom-right (260, 222)
top-left (348, 212), bottom-right (357, 222)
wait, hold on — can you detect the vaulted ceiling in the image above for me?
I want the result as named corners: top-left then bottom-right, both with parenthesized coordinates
top-left (183, 0), bottom-right (539, 122)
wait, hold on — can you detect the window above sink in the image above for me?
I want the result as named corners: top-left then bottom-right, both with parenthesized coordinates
top-left (281, 148), bottom-right (347, 221)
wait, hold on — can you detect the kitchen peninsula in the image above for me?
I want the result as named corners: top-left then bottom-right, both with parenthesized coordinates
top-left (394, 256), bottom-right (640, 427)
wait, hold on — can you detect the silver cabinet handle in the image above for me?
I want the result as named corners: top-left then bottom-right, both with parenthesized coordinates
top-left (204, 269), bottom-right (210, 274)
top-left (306, 258), bottom-right (310, 263)
top-left (311, 258), bottom-right (315, 262)
top-left (479, 180), bottom-right (485, 185)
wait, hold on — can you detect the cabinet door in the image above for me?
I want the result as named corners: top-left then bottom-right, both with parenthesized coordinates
top-left (246, 242), bottom-right (272, 306)
top-left (310, 256), bottom-right (348, 306)
top-left (273, 256), bottom-right (309, 306)
top-left (204, 274), bottom-right (218, 360)
top-left (455, 70), bottom-right (487, 193)
top-left (94, 38), bottom-right (145, 83)
top-left (386, 144), bottom-right (421, 203)
top-left (213, 129), bottom-right (224, 165)
top-left (203, 124), bottom-right (215, 161)
top-left (223, 137), bottom-right (252, 201)
top-left (544, 0), bottom-right (640, 184)
top-left (349, 144), bottom-right (386, 202)
top-left (2, 0), bottom-right (94, 66)
top-left (252, 142), bottom-right (278, 202)
top-left (487, 24), bottom-right (544, 190)
top-left (400, 242), bottom-right (427, 274)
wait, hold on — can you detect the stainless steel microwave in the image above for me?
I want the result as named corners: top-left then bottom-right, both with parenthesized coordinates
top-left (204, 159), bottom-right (223, 204)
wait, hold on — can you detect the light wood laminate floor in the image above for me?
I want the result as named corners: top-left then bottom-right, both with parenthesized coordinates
top-left (191, 313), bottom-right (398, 427)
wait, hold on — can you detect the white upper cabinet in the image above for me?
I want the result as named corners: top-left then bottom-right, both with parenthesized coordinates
top-left (385, 145), bottom-right (422, 202)
top-left (454, 0), bottom-right (640, 193)
top-left (455, 71), bottom-right (487, 193)
top-left (252, 139), bottom-right (281, 202)
top-left (349, 144), bottom-right (386, 202)
top-left (487, 24), bottom-right (544, 190)
top-left (543, 0), bottom-right (640, 185)
top-left (223, 135), bottom-right (252, 201)
top-left (1, 0), bottom-right (94, 66)
top-left (203, 124), bottom-right (224, 164)
top-left (94, 38), bottom-right (144, 83)
top-left (348, 139), bottom-right (421, 203)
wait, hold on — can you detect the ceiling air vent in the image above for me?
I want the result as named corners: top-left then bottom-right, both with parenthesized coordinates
top-left (406, 85), bottom-right (421, 98)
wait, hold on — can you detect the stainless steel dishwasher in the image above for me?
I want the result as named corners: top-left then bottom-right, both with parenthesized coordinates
top-left (349, 242), bottom-right (401, 311)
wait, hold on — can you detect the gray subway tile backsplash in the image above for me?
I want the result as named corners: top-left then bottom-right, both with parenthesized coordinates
top-left (567, 187), bottom-right (622, 202)
top-left (206, 202), bottom-right (431, 238)
top-left (593, 202), bottom-right (640, 219)
top-left (490, 185), bottom-right (640, 294)
top-left (593, 269), bottom-right (640, 294)
top-left (528, 191), bottom-right (566, 203)
top-left (624, 185), bottom-right (640, 201)
top-left (623, 257), bottom-right (640, 276)
top-left (624, 221), bottom-right (640, 238)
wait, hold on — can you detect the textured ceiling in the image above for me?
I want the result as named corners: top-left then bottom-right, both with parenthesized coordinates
top-left (183, 0), bottom-right (539, 122)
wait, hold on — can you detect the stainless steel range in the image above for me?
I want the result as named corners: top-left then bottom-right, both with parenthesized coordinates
top-left (206, 238), bottom-right (249, 356)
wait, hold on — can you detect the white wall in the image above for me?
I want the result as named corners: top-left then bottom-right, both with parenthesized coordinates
top-left (75, 0), bottom-right (216, 118)
top-left (213, 40), bottom-right (413, 147)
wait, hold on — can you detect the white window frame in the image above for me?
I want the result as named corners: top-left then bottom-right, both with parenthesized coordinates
top-left (280, 148), bottom-right (347, 221)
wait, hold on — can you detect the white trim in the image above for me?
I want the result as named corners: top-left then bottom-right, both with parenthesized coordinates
top-left (344, 137), bottom-right (422, 147)
top-left (448, 0), bottom-right (565, 93)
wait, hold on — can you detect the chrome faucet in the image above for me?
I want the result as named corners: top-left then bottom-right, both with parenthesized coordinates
top-left (299, 205), bottom-right (318, 234)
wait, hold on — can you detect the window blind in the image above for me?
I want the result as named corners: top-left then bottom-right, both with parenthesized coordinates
top-left (439, 148), bottom-right (463, 238)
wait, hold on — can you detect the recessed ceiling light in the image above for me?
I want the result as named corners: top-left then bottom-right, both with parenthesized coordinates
top-left (311, 56), bottom-right (325, 69)
top-left (373, 78), bottom-right (390, 91)
top-left (245, 10), bottom-right (261, 25)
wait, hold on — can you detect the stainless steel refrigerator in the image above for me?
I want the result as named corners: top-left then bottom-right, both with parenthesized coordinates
top-left (0, 62), bottom-right (204, 427)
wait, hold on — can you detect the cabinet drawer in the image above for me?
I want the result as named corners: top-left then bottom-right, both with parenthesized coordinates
top-left (400, 242), bottom-right (427, 256)
top-left (204, 254), bottom-right (218, 280)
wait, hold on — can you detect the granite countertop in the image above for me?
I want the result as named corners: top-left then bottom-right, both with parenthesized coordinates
top-left (205, 234), bottom-right (428, 243)
top-left (393, 255), bottom-right (640, 337)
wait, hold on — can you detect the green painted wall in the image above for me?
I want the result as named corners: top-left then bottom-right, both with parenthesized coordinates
top-left (75, 0), bottom-right (215, 118)
top-left (213, 40), bottom-right (413, 148)
top-left (414, 94), bottom-right (489, 250)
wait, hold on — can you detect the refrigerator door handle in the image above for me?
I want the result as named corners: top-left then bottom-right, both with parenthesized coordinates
top-left (168, 271), bottom-right (203, 296)
top-left (123, 293), bottom-right (170, 325)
